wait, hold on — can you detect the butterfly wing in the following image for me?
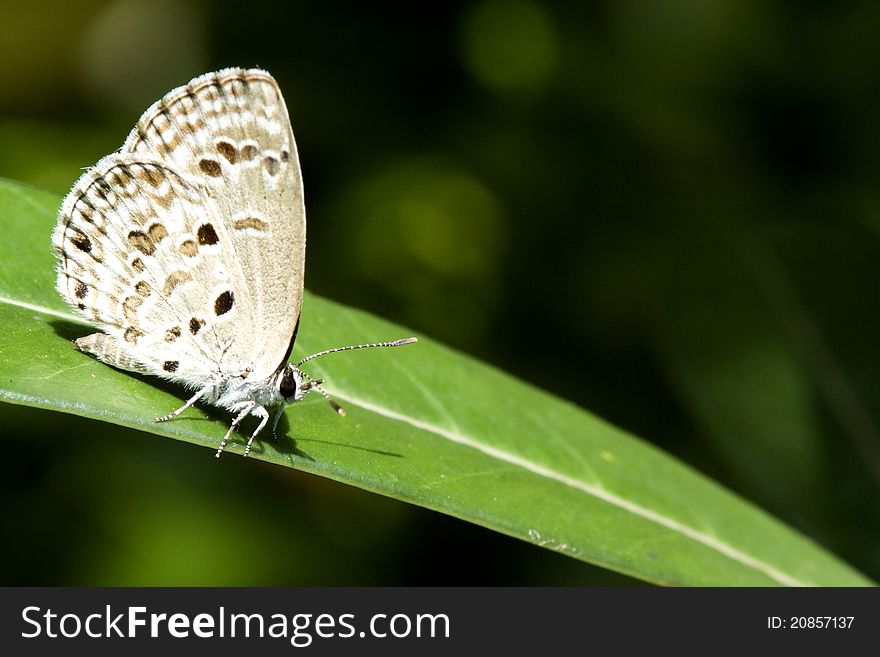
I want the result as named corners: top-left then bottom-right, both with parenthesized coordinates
top-left (54, 68), bottom-right (305, 385)
top-left (54, 155), bottom-right (226, 385)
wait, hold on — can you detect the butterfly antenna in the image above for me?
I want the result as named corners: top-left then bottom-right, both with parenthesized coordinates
top-left (296, 337), bottom-right (417, 367)
top-left (300, 373), bottom-right (346, 416)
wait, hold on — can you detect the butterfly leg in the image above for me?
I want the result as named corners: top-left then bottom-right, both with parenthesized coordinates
top-left (155, 383), bottom-right (214, 423)
top-left (271, 405), bottom-right (286, 441)
top-left (216, 401), bottom-right (256, 458)
top-left (243, 406), bottom-right (270, 458)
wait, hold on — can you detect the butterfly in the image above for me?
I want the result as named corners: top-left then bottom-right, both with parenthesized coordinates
top-left (52, 68), bottom-right (416, 458)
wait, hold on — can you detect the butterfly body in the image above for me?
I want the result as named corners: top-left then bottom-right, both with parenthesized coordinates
top-left (52, 68), bottom-right (414, 457)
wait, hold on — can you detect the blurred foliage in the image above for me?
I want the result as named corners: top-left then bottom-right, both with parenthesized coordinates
top-left (1, 0), bottom-right (879, 584)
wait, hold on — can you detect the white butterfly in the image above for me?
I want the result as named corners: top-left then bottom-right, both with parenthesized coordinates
top-left (52, 68), bottom-right (415, 457)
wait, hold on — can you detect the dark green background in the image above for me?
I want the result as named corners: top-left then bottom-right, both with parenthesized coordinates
top-left (1, 0), bottom-right (878, 585)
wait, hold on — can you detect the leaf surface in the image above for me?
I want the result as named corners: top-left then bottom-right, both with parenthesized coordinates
top-left (0, 178), bottom-right (870, 586)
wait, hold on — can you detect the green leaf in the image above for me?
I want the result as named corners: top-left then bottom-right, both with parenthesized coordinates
top-left (0, 177), bottom-right (871, 586)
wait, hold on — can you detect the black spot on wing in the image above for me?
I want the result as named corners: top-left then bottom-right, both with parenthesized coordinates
top-left (70, 233), bottom-right (92, 253)
top-left (216, 141), bottom-right (238, 163)
top-left (197, 223), bottom-right (219, 245)
top-left (263, 155), bottom-right (280, 176)
top-left (214, 290), bottom-right (234, 316)
top-left (199, 158), bottom-right (222, 177)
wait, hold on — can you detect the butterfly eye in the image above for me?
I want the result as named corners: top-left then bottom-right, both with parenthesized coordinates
top-left (279, 371), bottom-right (297, 399)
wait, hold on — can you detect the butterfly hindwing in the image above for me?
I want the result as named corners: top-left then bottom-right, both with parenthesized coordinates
top-left (53, 153), bottom-right (236, 385)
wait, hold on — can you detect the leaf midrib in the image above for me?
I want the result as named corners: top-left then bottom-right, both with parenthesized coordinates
top-left (0, 294), bottom-right (85, 324)
top-left (330, 390), bottom-right (805, 586)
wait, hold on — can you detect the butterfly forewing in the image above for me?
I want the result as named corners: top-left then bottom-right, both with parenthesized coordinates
top-left (54, 68), bottom-right (305, 386)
